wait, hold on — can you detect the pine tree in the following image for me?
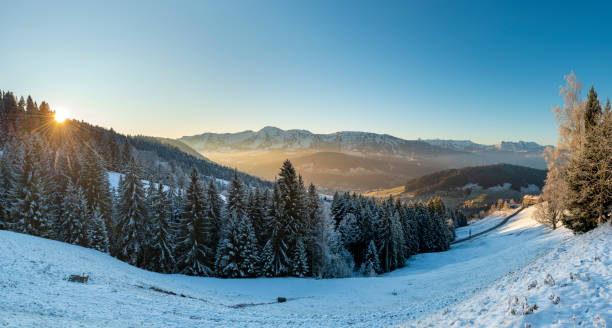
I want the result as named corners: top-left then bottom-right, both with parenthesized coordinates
top-left (88, 206), bottom-right (110, 252)
top-left (206, 179), bottom-right (223, 244)
top-left (147, 183), bottom-right (176, 273)
top-left (361, 240), bottom-right (380, 277)
top-left (563, 106), bottom-right (612, 231)
top-left (584, 86), bottom-right (602, 132)
top-left (248, 187), bottom-right (268, 248)
top-left (60, 182), bottom-right (89, 246)
top-left (264, 182), bottom-right (291, 276)
top-left (260, 240), bottom-right (276, 277)
top-left (114, 159), bottom-right (149, 265)
top-left (79, 148), bottom-right (113, 235)
top-left (176, 168), bottom-right (215, 276)
top-left (376, 206), bottom-right (394, 272)
top-left (10, 137), bottom-right (53, 238)
top-left (0, 140), bottom-right (19, 229)
top-left (227, 170), bottom-right (246, 217)
top-left (215, 212), bottom-right (242, 278)
top-left (292, 238), bottom-right (309, 277)
top-left (277, 160), bottom-right (306, 250)
top-left (237, 214), bottom-right (260, 277)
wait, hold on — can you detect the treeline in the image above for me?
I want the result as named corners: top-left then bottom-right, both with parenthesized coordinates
top-left (330, 193), bottom-right (459, 274)
top-left (538, 73), bottom-right (612, 232)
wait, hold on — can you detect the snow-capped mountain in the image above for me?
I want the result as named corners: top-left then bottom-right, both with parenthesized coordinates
top-left (179, 127), bottom-right (549, 191)
top-left (182, 127), bottom-right (548, 156)
top-left (180, 126), bottom-right (452, 157)
top-left (423, 139), bottom-right (548, 153)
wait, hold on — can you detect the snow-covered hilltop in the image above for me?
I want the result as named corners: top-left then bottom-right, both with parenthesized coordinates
top-left (180, 126), bottom-right (448, 157)
top-left (423, 139), bottom-right (548, 153)
top-left (3, 206), bottom-right (606, 328)
top-left (180, 126), bottom-right (548, 157)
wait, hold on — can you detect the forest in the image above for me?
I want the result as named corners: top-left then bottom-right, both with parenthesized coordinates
top-left (0, 91), bottom-right (461, 278)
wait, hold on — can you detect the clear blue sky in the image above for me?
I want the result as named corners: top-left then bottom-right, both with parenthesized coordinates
top-left (2, 0), bottom-right (612, 145)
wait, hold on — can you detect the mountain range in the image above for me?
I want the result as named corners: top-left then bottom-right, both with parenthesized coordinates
top-left (179, 127), bottom-right (549, 191)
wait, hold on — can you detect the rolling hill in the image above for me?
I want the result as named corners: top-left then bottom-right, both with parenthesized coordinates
top-left (403, 163), bottom-right (547, 196)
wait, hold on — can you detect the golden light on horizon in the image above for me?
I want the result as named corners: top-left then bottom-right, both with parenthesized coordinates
top-left (54, 108), bottom-right (70, 123)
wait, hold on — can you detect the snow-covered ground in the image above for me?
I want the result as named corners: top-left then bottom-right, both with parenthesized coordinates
top-left (1, 206), bottom-right (608, 327)
top-left (412, 223), bottom-right (611, 327)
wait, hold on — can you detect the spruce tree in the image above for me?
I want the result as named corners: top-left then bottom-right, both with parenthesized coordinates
top-left (114, 159), bottom-right (149, 266)
top-left (79, 148), bottom-right (113, 235)
top-left (88, 206), bottom-right (110, 253)
top-left (227, 170), bottom-right (246, 217)
top-left (292, 238), bottom-right (309, 277)
top-left (264, 182), bottom-right (291, 276)
top-left (176, 168), bottom-right (215, 276)
top-left (361, 240), bottom-right (380, 277)
top-left (10, 137), bottom-right (53, 238)
top-left (147, 183), bottom-right (176, 273)
top-left (60, 182), bottom-right (89, 246)
top-left (236, 214), bottom-right (261, 277)
top-left (215, 213), bottom-right (242, 278)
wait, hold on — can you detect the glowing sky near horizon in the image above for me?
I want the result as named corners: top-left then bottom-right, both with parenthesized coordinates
top-left (2, 0), bottom-right (612, 145)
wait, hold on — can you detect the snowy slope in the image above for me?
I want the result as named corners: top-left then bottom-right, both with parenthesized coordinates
top-left (411, 224), bottom-right (611, 327)
top-left (0, 206), bottom-right (585, 327)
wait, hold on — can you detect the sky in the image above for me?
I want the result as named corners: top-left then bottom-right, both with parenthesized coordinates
top-left (2, 0), bottom-right (612, 145)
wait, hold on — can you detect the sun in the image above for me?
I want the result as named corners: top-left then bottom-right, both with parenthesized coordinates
top-left (54, 108), bottom-right (70, 123)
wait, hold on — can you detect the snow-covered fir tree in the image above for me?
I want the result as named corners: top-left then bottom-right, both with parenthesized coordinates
top-left (292, 238), bottom-right (309, 277)
top-left (87, 206), bottom-right (110, 253)
top-left (262, 182), bottom-right (291, 276)
top-left (361, 240), bottom-right (380, 277)
top-left (114, 159), bottom-right (149, 266)
top-left (176, 167), bottom-right (215, 276)
top-left (78, 148), bottom-right (113, 236)
top-left (10, 136), bottom-right (53, 238)
top-left (146, 182), bottom-right (175, 273)
top-left (236, 214), bottom-right (260, 277)
top-left (61, 181), bottom-right (89, 247)
top-left (215, 212), bottom-right (242, 278)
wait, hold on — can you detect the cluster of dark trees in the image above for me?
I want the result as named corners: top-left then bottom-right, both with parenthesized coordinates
top-left (330, 193), bottom-right (458, 275)
top-left (0, 90), bottom-right (461, 278)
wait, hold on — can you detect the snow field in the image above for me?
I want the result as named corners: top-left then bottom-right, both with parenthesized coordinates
top-left (0, 206), bottom-right (584, 327)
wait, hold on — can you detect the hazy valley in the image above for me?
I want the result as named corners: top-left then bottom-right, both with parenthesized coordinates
top-left (179, 126), bottom-right (548, 192)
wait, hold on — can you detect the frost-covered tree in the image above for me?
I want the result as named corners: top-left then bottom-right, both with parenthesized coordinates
top-left (206, 179), bottom-right (224, 247)
top-left (88, 206), bottom-right (110, 253)
top-left (215, 213), bottom-right (241, 278)
top-left (291, 238), bottom-right (309, 277)
top-left (237, 214), bottom-right (260, 277)
top-left (227, 170), bottom-right (246, 217)
top-left (0, 140), bottom-right (19, 229)
top-left (262, 182), bottom-right (291, 276)
top-left (176, 167), bottom-right (215, 276)
top-left (277, 160), bottom-right (307, 255)
top-left (79, 148), bottom-right (113, 236)
top-left (114, 159), bottom-right (149, 266)
top-left (361, 240), bottom-right (380, 277)
top-left (248, 187), bottom-right (268, 248)
top-left (60, 182), bottom-right (89, 246)
top-left (10, 136), bottom-right (53, 238)
top-left (147, 183), bottom-right (175, 273)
